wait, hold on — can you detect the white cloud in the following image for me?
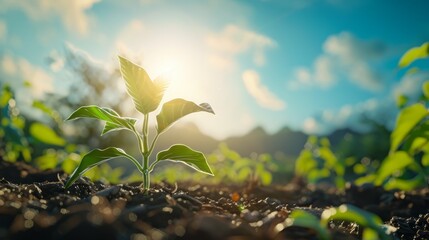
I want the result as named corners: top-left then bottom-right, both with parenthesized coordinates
top-left (206, 24), bottom-right (276, 68)
top-left (0, 55), bottom-right (53, 98)
top-left (324, 32), bottom-right (385, 90)
top-left (242, 69), bottom-right (285, 110)
top-left (303, 117), bottom-right (318, 133)
top-left (0, 20), bottom-right (6, 41)
top-left (0, 0), bottom-right (100, 34)
top-left (289, 32), bottom-right (386, 91)
top-left (302, 98), bottom-right (395, 135)
top-left (301, 70), bottom-right (429, 135)
top-left (47, 50), bottom-right (65, 72)
top-left (1, 55), bottom-right (16, 75)
top-left (314, 55), bottom-right (336, 87)
top-left (392, 71), bottom-right (428, 102)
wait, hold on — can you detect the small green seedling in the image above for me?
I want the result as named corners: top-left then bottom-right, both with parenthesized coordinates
top-left (277, 209), bottom-right (330, 240)
top-left (321, 204), bottom-right (391, 240)
top-left (64, 56), bottom-right (215, 191)
top-left (279, 204), bottom-right (391, 240)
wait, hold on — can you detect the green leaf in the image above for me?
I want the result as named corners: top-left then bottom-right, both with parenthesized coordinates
top-left (101, 120), bottom-right (137, 135)
top-left (156, 98), bottom-right (215, 134)
top-left (384, 174), bottom-right (425, 191)
top-left (321, 204), bottom-right (389, 240)
top-left (396, 95), bottom-right (408, 108)
top-left (66, 105), bottom-right (137, 134)
top-left (118, 56), bottom-right (168, 114)
top-left (390, 103), bottom-right (428, 152)
top-left (65, 147), bottom-right (141, 188)
top-left (422, 153), bottom-right (429, 167)
top-left (283, 210), bottom-right (330, 240)
top-left (29, 123), bottom-right (65, 146)
top-left (295, 150), bottom-right (316, 176)
top-left (402, 121), bottom-right (429, 154)
top-left (32, 100), bottom-right (62, 125)
top-left (156, 144), bottom-right (214, 175)
top-left (0, 86), bottom-right (13, 107)
top-left (61, 153), bottom-right (80, 174)
top-left (362, 229), bottom-right (379, 240)
top-left (398, 42), bottom-right (429, 68)
top-left (354, 174), bottom-right (377, 186)
top-left (375, 151), bottom-right (414, 185)
top-left (258, 170), bottom-right (272, 186)
top-left (422, 81), bottom-right (429, 99)
top-left (35, 152), bottom-right (58, 170)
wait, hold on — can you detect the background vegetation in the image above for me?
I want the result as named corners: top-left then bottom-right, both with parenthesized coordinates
top-left (1, 43), bottom-right (428, 192)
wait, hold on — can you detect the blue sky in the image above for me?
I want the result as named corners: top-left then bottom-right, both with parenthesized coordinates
top-left (0, 0), bottom-right (428, 139)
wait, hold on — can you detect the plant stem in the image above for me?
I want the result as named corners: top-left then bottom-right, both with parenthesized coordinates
top-left (141, 113), bottom-right (150, 191)
top-left (142, 114), bottom-right (149, 153)
top-left (142, 165), bottom-right (150, 191)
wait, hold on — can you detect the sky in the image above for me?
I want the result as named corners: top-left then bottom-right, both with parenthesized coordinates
top-left (0, 0), bottom-right (429, 139)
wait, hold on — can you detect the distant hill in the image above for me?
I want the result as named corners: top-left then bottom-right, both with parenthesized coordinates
top-left (152, 123), bottom-right (385, 159)
top-left (106, 122), bottom-right (390, 174)
top-left (223, 126), bottom-right (308, 157)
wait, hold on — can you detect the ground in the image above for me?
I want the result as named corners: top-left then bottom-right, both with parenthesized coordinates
top-left (0, 160), bottom-right (428, 240)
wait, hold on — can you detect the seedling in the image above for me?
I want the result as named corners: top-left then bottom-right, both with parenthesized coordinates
top-left (321, 204), bottom-right (391, 240)
top-left (279, 204), bottom-right (391, 240)
top-left (373, 42), bottom-right (429, 190)
top-left (64, 56), bottom-right (215, 191)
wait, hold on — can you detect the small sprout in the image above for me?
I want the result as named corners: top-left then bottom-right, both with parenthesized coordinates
top-left (279, 209), bottom-right (330, 240)
top-left (321, 204), bottom-right (391, 240)
top-left (64, 56), bottom-right (215, 191)
top-left (280, 205), bottom-right (390, 240)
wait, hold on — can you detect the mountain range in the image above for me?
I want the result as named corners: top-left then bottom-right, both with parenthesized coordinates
top-left (151, 123), bottom-right (387, 159)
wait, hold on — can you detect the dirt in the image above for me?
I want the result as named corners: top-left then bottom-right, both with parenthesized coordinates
top-left (0, 161), bottom-right (428, 240)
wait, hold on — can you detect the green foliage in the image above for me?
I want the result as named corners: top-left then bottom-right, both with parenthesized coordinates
top-left (0, 85), bottom-right (31, 162)
top-left (0, 78), bottom-right (136, 185)
top-left (211, 144), bottom-right (276, 185)
top-left (398, 42), bottom-right (429, 68)
top-left (294, 43), bottom-right (429, 191)
top-left (282, 210), bottom-right (330, 240)
top-left (321, 205), bottom-right (390, 240)
top-left (156, 98), bottom-right (214, 134)
top-left (390, 103), bottom-right (428, 152)
top-left (295, 137), bottom-right (345, 189)
top-left (151, 143), bottom-right (277, 186)
top-left (29, 123), bottom-right (66, 146)
top-left (375, 151), bottom-right (414, 186)
top-left (396, 95), bottom-right (408, 108)
top-left (65, 147), bottom-right (140, 188)
top-left (281, 205), bottom-right (390, 240)
top-left (422, 81), bottom-right (429, 99)
top-left (373, 42), bottom-right (429, 190)
top-left (66, 105), bottom-right (137, 135)
top-left (118, 56), bottom-right (167, 114)
top-left (65, 56), bottom-right (215, 190)
top-left (154, 144), bottom-right (213, 175)
top-left (32, 100), bottom-right (63, 126)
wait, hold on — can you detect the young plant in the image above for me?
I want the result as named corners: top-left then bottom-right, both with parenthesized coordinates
top-left (321, 204), bottom-right (391, 240)
top-left (64, 56), bottom-right (215, 191)
top-left (279, 204), bottom-right (391, 240)
top-left (277, 209), bottom-right (330, 240)
top-left (295, 136), bottom-right (345, 189)
top-left (373, 42), bottom-right (429, 190)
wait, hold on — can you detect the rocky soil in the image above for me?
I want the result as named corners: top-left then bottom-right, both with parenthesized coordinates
top-left (0, 161), bottom-right (428, 240)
